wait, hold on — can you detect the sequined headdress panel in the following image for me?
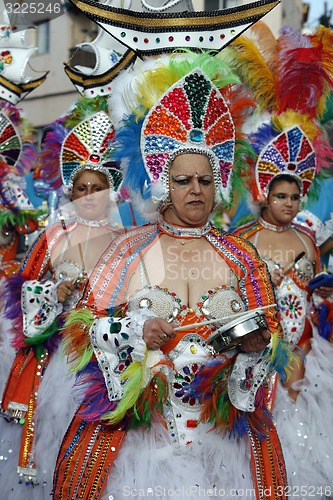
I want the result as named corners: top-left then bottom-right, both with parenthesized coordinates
top-left (60, 111), bottom-right (121, 194)
top-left (255, 126), bottom-right (316, 198)
top-left (0, 112), bottom-right (22, 166)
top-left (141, 68), bottom-right (235, 205)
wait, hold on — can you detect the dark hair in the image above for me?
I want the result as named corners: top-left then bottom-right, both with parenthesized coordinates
top-left (73, 168), bottom-right (110, 187)
top-left (268, 174), bottom-right (302, 194)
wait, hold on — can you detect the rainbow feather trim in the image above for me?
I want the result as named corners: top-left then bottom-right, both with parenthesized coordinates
top-left (61, 308), bottom-right (95, 372)
top-left (268, 331), bottom-right (296, 383)
top-left (102, 352), bottom-right (147, 425)
top-left (76, 361), bottom-right (118, 422)
top-left (189, 334), bottom-right (295, 440)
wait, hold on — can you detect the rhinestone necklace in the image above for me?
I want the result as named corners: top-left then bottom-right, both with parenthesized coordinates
top-left (259, 217), bottom-right (291, 233)
top-left (158, 216), bottom-right (211, 239)
top-left (76, 216), bottom-right (110, 227)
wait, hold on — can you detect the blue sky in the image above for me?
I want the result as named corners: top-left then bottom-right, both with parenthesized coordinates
top-left (306, 0), bottom-right (333, 27)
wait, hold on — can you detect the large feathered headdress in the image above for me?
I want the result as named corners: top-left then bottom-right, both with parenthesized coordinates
top-left (34, 97), bottom-right (122, 200)
top-left (226, 23), bottom-right (333, 204)
top-left (108, 51), bottom-right (255, 220)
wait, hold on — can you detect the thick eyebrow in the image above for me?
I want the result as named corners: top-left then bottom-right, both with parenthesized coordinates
top-left (75, 183), bottom-right (106, 189)
top-left (273, 192), bottom-right (300, 196)
top-left (171, 174), bottom-right (213, 180)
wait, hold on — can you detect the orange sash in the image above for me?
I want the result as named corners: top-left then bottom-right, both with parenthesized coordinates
top-left (53, 407), bottom-right (125, 499)
top-left (249, 424), bottom-right (287, 499)
top-left (1, 347), bottom-right (49, 482)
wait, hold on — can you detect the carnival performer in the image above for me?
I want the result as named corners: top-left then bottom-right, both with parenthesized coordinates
top-left (234, 153), bottom-right (333, 495)
top-left (0, 15), bottom-right (48, 280)
top-left (0, 110), bottom-right (44, 281)
top-left (231, 22), bottom-right (333, 492)
top-left (0, 111), bottom-right (123, 498)
top-left (53, 54), bottom-right (293, 500)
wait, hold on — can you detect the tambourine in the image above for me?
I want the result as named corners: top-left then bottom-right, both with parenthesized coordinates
top-left (207, 310), bottom-right (268, 353)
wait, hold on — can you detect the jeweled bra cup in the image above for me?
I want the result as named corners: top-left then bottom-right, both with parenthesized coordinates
top-left (128, 285), bottom-right (245, 327)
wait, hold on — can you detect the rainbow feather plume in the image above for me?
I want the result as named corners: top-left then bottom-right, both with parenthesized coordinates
top-left (134, 50), bottom-right (241, 119)
top-left (112, 116), bottom-right (149, 199)
top-left (76, 361), bottom-right (117, 421)
top-left (227, 28), bottom-right (278, 113)
top-left (188, 356), bottom-right (274, 440)
top-left (64, 95), bottom-right (109, 129)
top-left (277, 26), bottom-right (333, 119)
top-left (268, 332), bottom-right (298, 383)
top-left (61, 307), bottom-right (95, 372)
top-left (102, 353), bottom-right (147, 425)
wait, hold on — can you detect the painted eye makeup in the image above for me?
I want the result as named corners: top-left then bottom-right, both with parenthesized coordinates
top-left (171, 175), bottom-right (213, 187)
top-left (199, 178), bottom-right (213, 186)
top-left (171, 176), bottom-right (190, 186)
top-left (272, 193), bottom-right (300, 201)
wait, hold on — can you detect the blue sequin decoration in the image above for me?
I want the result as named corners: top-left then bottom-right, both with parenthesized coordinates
top-left (262, 145), bottom-right (286, 171)
top-left (213, 141), bottom-right (234, 161)
top-left (145, 135), bottom-right (180, 152)
top-left (287, 128), bottom-right (302, 162)
top-left (298, 153), bottom-right (316, 172)
top-left (189, 129), bottom-right (203, 143)
top-left (63, 162), bottom-right (81, 183)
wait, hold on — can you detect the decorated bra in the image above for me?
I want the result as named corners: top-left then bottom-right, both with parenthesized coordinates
top-left (128, 284), bottom-right (245, 327)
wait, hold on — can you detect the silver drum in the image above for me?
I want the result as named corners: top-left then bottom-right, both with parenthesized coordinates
top-left (207, 311), bottom-right (268, 353)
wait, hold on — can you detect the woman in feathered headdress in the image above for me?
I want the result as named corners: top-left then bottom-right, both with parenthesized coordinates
top-left (53, 51), bottom-right (294, 500)
top-left (0, 111), bottom-right (124, 498)
top-left (231, 22), bottom-right (333, 492)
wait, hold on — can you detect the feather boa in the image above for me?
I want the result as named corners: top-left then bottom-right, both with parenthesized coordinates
top-left (129, 370), bottom-right (170, 428)
top-left (187, 356), bottom-right (273, 440)
top-left (76, 361), bottom-right (118, 421)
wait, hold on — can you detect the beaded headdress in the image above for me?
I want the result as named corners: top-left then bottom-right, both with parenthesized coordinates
top-left (109, 51), bottom-right (255, 219)
top-left (141, 68), bottom-right (235, 205)
top-left (255, 126), bottom-right (316, 198)
top-left (60, 111), bottom-right (122, 195)
top-left (227, 22), bottom-right (333, 205)
top-left (0, 111), bottom-right (22, 166)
